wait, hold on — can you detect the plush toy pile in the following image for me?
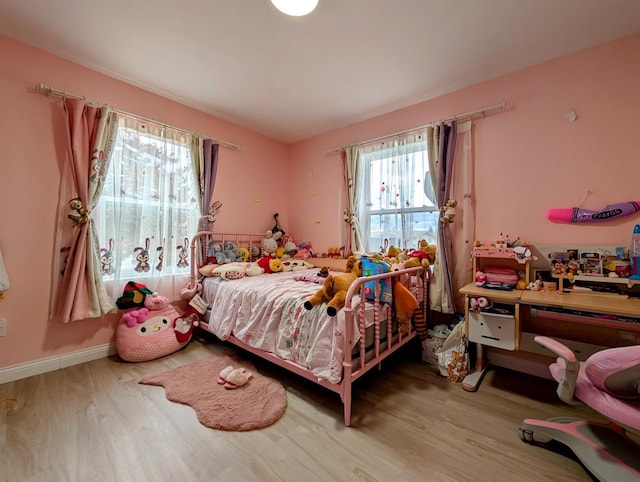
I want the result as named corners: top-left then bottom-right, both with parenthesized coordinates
top-left (304, 256), bottom-right (363, 316)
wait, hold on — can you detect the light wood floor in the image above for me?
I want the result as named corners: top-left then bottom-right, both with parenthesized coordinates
top-left (1, 334), bottom-right (608, 482)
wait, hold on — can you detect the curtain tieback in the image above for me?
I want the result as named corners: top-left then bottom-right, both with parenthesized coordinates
top-left (203, 200), bottom-right (223, 223)
top-left (67, 197), bottom-right (90, 227)
top-left (343, 209), bottom-right (355, 224)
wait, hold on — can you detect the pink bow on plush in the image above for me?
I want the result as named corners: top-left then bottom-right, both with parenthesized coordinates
top-left (144, 293), bottom-right (170, 310)
top-left (121, 308), bottom-right (149, 327)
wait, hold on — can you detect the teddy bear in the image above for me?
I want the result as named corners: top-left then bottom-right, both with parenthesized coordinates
top-left (440, 199), bottom-right (457, 223)
top-left (67, 197), bottom-right (89, 227)
top-left (304, 256), bottom-right (363, 316)
top-left (261, 230), bottom-right (282, 257)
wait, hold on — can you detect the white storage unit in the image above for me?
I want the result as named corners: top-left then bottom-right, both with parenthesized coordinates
top-left (469, 310), bottom-right (517, 351)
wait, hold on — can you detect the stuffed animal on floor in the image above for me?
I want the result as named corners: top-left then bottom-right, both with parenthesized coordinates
top-left (115, 282), bottom-right (191, 362)
top-left (116, 303), bottom-right (190, 362)
top-left (303, 256), bottom-right (363, 316)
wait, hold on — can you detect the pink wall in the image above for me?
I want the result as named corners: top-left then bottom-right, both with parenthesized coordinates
top-left (289, 33), bottom-right (640, 253)
top-left (0, 35), bottom-right (289, 368)
top-left (2, 32), bottom-right (639, 370)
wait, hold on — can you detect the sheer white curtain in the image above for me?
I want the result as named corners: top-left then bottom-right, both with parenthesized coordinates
top-left (95, 116), bottom-right (200, 302)
top-left (357, 131), bottom-right (437, 253)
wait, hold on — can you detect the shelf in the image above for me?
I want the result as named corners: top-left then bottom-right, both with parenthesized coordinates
top-left (459, 283), bottom-right (524, 303)
top-left (551, 273), bottom-right (640, 287)
top-left (472, 246), bottom-right (532, 264)
top-left (521, 289), bottom-right (640, 318)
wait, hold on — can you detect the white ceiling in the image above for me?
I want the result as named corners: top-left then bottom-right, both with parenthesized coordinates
top-left (1, 0), bottom-right (639, 144)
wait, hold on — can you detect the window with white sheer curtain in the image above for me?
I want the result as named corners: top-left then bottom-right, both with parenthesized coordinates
top-left (94, 116), bottom-right (200, 300)
top-left (357, 132), bottom-right (438, 253)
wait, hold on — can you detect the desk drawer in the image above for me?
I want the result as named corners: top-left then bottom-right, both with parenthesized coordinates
top-left (469, 311), bottom-right (516, 350)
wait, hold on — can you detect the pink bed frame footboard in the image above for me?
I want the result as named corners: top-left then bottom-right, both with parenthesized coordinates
top-left (189, 231), bottom-right (430, 427)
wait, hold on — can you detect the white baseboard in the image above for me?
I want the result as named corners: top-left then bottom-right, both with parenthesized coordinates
top-left (0, 343), bottom-right (117, 384)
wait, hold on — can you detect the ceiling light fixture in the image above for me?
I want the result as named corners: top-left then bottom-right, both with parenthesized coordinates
top-left (270, 0), bottom-right (318, 16)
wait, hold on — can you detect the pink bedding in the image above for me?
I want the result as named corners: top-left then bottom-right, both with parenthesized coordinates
top-left (200, 271), bottom-right (388, 383)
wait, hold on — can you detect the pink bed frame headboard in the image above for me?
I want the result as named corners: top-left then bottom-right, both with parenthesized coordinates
top-left (189, 231), bottom-right (265, 282)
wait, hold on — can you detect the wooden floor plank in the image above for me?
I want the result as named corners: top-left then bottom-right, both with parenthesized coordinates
top-left (0, 336), bottom-right (600, 481)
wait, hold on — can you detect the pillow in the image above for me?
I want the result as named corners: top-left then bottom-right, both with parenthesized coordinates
top-left (360, 257), bottom-right (392, 304)
top-left (584, 345), bottom-right (640, 399)
top-left (212, 262), bottom-right (247, 280)
top-left (281, 259), bottom-right (313, 272)
top-left (199, 264), bottom-right (220, 277)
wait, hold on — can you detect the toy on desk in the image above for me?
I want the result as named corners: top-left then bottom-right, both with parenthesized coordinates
top-left (495, 232), bottom-right (508, 248)
top-left (527, 280), bottom-right (541, 291)
top-left (547, 200), bottom-right (640, 223)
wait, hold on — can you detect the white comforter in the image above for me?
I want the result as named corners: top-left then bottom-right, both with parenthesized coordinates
top-left (202, 271), bottom-right (376, 384)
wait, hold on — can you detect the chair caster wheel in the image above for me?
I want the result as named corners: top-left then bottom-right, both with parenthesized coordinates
top-left (519, 427), bottom-right (534, 443)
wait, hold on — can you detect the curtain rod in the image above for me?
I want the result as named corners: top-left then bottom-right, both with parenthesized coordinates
top-left (323, 101), bottom-right (506, 156)
top-left (34, 83), bottom-right (243, 151)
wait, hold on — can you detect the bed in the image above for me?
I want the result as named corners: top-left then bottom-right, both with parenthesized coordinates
top-left (189, 231), bottom-right (431, 426)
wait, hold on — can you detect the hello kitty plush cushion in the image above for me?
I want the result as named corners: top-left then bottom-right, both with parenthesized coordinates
top-left (116, 305), bottom-right (188, 362)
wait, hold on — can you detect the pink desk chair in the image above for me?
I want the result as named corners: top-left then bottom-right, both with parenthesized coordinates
top-left (520, 336), bottom-right (640, 482)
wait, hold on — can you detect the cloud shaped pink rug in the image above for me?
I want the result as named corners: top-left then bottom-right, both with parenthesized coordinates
top-left (139, 354), bottom-right (287, 431)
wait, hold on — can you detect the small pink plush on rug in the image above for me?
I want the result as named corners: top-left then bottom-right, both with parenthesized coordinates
top-left (139, 355), bottom-right (287, 431)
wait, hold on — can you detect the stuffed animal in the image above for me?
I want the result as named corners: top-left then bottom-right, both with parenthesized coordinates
top-left (116, 281), bottom-right (154, 310)
top-left (261, 230), bottom-right (281, 257)
top-left (283, 241), bottom-right (298, 258)
top-left (387, 245), bottom-right (401, 259)
top-left (67, 197), bottom-right (89, 227)
top-left (304, 256), bottom-right (363, 316)
top-left (180, 280), bottom-right (202, 300)
top-left (257, 255), bottom-right (282, 274)
top-left (246, 264), bottom-right (264, 276)
top-left (249, 245), bottom-right (261, 261)
top-left (144, 292), bottom-right (170, 310)
top-left (237, 247), bottom-right (250, 262)
top-left (294, 242), bottom-right (315, 259)
top-left (271, 213), bottom-right (286, 242)
top-left (223, 240), bottom-right (240, 263)
top-left (392, 278), bottom-right (420, 334)
top-left (440, 199), bottom-right (457, 223)
top-left (405, 240), bottom-right (436, 268)
top-left (208, 241), bottom-right (225, 264)
top-left (116, 305), bottom-right (190, 362)
top-left (418, 239), bottom-right (437, 264)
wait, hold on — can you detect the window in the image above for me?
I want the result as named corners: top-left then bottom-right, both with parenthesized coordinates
top-left (95, 116), bottom-right (199, 296)
top-left (358, 134), bottom-right (437, 252)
